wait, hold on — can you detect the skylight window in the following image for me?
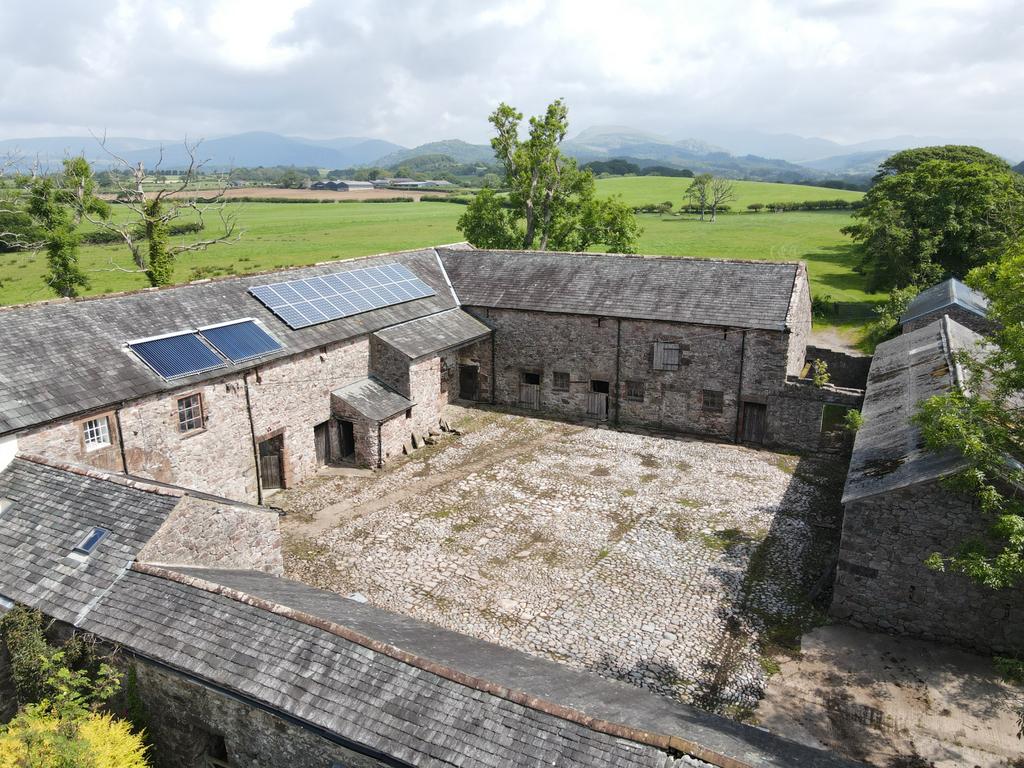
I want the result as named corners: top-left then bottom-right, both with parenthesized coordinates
top-left (69, 527), bottom-right (109, 561)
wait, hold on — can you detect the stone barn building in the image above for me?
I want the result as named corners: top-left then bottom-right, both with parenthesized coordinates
top-left (0, 453), bottom-right (855, 768)
top-left (831, 316), bottom-right (1024, 655)
top-left (0, 244), bottom-right (857, 505)
top-left (899, 277), bottom-right (990, 334)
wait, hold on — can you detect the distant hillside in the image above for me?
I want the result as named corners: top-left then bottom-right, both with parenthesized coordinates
top-left (374, 139), bottom-right (495, 167)
top-left (798, 149), bottom-right (894, 175)
top-left (1015, 160), bottom-right (1024, 175)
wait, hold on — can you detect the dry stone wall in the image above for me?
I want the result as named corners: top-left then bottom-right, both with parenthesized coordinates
top-left (831, 479), bottom-right (1024, 655)
top-left (902, 306), bottom-right (990, 335)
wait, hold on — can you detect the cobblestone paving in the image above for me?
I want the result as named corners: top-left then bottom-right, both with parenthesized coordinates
top-left (281, 407), bottom-right (843, 715)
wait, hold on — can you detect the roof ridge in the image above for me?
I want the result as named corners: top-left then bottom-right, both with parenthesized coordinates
top-left (14, 454), bottom-right (186, 498)
top-left (437, 246), bottom-right (803, 269)
top-left (129, 562), bottom-right (747, 768)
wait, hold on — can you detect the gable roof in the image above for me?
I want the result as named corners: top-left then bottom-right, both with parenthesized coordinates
top-left (900, 278), bottom-right (989, 325)
top-left (438, 247), bottom-right (804, 331)
top-left (843, 317), bottom-right (982, 503)
top-left (0, 457), bottom-right (178, 623)
top-left (0, 249), bottom-right (456, 436)
top-left (373, 308), bottom-right (491, 359)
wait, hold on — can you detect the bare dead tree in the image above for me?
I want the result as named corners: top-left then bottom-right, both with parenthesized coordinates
top-left (87, 133), bottom-right (241, 284)
top-left (708, 177), bottom-right (735, 223)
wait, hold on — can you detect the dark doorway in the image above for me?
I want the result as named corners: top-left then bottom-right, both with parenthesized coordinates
top-left (740, 402), bottom-right (767, 444)
top-left (258, 434), bottom-right (285, 490)
top-left (314, 420), bottom-right (330, 465)
top-left (459, 364), bottom-right (479, 401)
top-left (590, 379), bottom-right (610, 394)
top-left (338, 419), bottom-right (356, 460)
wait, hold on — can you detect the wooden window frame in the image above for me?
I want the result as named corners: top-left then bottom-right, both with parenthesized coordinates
top-left (552, 371), bottom-right (570, 392)
top-left (82, 416), bottom-right (112, 450)
top-left (177, 392), bottom-right (206, 434)
top-left (625, 380), bottom-right (645, 402)
top-left (653, 341), bottom-right (681, 371)
top-left (701, 389), bottom-right (724, 414)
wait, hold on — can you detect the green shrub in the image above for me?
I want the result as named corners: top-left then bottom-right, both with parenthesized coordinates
top-left (843, 409), bottom-right (864, 433)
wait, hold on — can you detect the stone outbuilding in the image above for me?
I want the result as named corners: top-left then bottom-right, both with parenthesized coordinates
top-left (0, 453), bottom-right (858, 768)
top-left (831, 316), bottom-right (1024, 655)
top-left (900, 277), bottom-right (990, 334)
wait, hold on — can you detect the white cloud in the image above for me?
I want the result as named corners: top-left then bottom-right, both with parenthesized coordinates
top-left (0, 0), bottom-right (1020, 150)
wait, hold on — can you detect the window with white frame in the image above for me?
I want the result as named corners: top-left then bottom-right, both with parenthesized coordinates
top-left (82, 417), bottom-right (111, 449)
top-left (652, 341), bottom-right (681, 371)
top-left (177, 393), bottom-right (205, 433)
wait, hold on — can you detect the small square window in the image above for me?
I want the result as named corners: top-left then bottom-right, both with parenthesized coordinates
top-left (626, 380), bottom-right (645, 402)
top-left (553, 371), bottom-right (570, 391)
top-left (653, 341), bottom-right (681, 371)
top-left (701, 389), bottom-right (724, 414)
top-left (82, 417), bottom-right (111, 449)
top-left (177, 394), bottom-right (205, 433)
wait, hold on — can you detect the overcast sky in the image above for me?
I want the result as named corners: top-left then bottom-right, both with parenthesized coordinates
top-left (1, 0), bottom-right (1021, 146)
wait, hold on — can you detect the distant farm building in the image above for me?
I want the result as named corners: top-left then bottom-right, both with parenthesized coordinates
top-left (310, 180), bottom-right (374, 191)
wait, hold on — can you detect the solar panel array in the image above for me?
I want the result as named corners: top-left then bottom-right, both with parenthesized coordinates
top-left (248, 263), bottom-right (435, 330)
top-left (200, 320), bottom-right (282, 363)
top-left (129, 320), bottom-right (283, 380)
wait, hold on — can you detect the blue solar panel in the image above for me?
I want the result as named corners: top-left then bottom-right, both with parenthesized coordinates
top-left (199, 320), bottom-right (283, 363)
top-left (248, 263), bottom-right (437, 329)
top-left (130, 333), bottom-right (225, 379)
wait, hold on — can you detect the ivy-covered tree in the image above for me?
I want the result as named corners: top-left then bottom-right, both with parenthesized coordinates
top-left (457, 99), bottom-right (640, 253)
top-left (844, 148), bottom-right (1024, 292)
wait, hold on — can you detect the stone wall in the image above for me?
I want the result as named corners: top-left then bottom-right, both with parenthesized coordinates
top-left (138, 496), bottom-right (284, 575)
top-left (369, 336), bottom-right (409, 395)
top-left (455, 335), bottom-right (494, 402)
top-left (903, 307), bottom-right (990, 335)
top-left (128, 661), bottom-right (385, 768)
top-left (766, 380), bottom-right (863, 452)
top-left (0, 633), bottom-right (14, 722)
top-left (804, 346), bottom-right (871, 391)
top-left (463, 306), bottom-right (799, 443)
top-left (19, 408), bottom-right (125, 475)
top-left (831, 479), bottom-right (1024, 655)
top-left (785, 264), bottom-right (813, 378)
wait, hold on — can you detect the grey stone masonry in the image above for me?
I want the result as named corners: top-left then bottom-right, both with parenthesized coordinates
top-left (902, 304), bottom-right (992, 335)
top-left (831, 479), bottom-right (1024, 655)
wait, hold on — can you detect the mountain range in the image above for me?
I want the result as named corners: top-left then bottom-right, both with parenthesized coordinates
top-left (2, 127), bottom-right (1022, 182)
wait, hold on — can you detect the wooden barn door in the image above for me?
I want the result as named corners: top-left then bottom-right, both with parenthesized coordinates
top-left (740, 402), bottom-right (767, 444)
top-left (314, 421), bottom-right (329, 465)
top-left (258, 435), bottom-right (285, 489)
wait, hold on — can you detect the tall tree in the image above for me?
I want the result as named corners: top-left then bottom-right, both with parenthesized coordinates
top-left (686, 174), bottom-right (711, 221)
top-left (92, 138), bottom-right (240, 287)
top-left (708, 177), bottom-right (735, 222)
top-left (873, 144), bottom-right (1012, 183)
top-left (23, 157), bottom-right (110, 297)
top-left (458, 99), bottom-right (641, 253)
top-left (843, 152), bottom-right (1024, 291)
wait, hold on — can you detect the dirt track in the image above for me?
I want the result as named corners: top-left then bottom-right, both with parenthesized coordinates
top-left (101, 186), bottom-right (450, 202)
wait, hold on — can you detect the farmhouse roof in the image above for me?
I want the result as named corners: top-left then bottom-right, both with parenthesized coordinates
top-left (900, 278), bottom-right (989, 325)
top-left (331, 376), bottom-right (413, 421)
top-left (0, 248), bottom-right (457, 436)
top-left (0, 456), bottom-right (178, 623)
top-left (437, 247), bottom-right (804, 331)
top-left (0, 457), bottom-right (857, 768)
top-left (843, 316), bottom-right (983, 504)
top-left (373, 308), bottom-right (491, 359)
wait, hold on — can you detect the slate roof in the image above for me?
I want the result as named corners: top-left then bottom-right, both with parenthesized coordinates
top-left (900, 278), bottom-right (989, 324)
top-left (373, 308), bottom-right (491, 359)
top-left (0, 457), bottom-right (178, 624)
top-left (332, 377), bottom-right (414, 421)
top-left (843, 317), bottom-right (983, 503)
top-left (0, 249), bottom-right (456, 436)
top-left (438, 247), bottom-right (803, 331)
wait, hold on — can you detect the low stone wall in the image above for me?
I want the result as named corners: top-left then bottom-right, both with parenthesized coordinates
top-left (138, 496), bottom-right (284, 575)
top-left (831, 479), bottom-right (1024, 655)
top-left (804, 346), bottom-right (871, 390)
top-left (767, 380), bottom-right (863, 453)
top-left (129, 662), bottom-right (384, 768)
top-left (903, 306), bottom-right (990, 335)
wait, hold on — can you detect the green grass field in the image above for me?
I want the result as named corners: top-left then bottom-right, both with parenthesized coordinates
top-left (594, 176), bottom-right (864, 209)
top-left (0, 179), bottom-right (883, 334)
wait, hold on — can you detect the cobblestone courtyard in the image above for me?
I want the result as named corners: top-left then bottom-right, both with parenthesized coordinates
top-left (281, 406), bottom-right (845, 716)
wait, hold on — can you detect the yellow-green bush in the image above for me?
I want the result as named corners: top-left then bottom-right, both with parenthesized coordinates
top-left (0, 705), bottom-right (149, 768)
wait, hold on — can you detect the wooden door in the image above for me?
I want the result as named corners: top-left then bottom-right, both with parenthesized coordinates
top-left (459, 364), bottom-right (479, 400)
top-left (740, 402), bottom-right (767, 444)
top-left (586, 392), bottom-right (608, 420)
top-left (314, 421), bottom-right (329, 465)
top-left (258, 435), bottom-right (284, 489)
